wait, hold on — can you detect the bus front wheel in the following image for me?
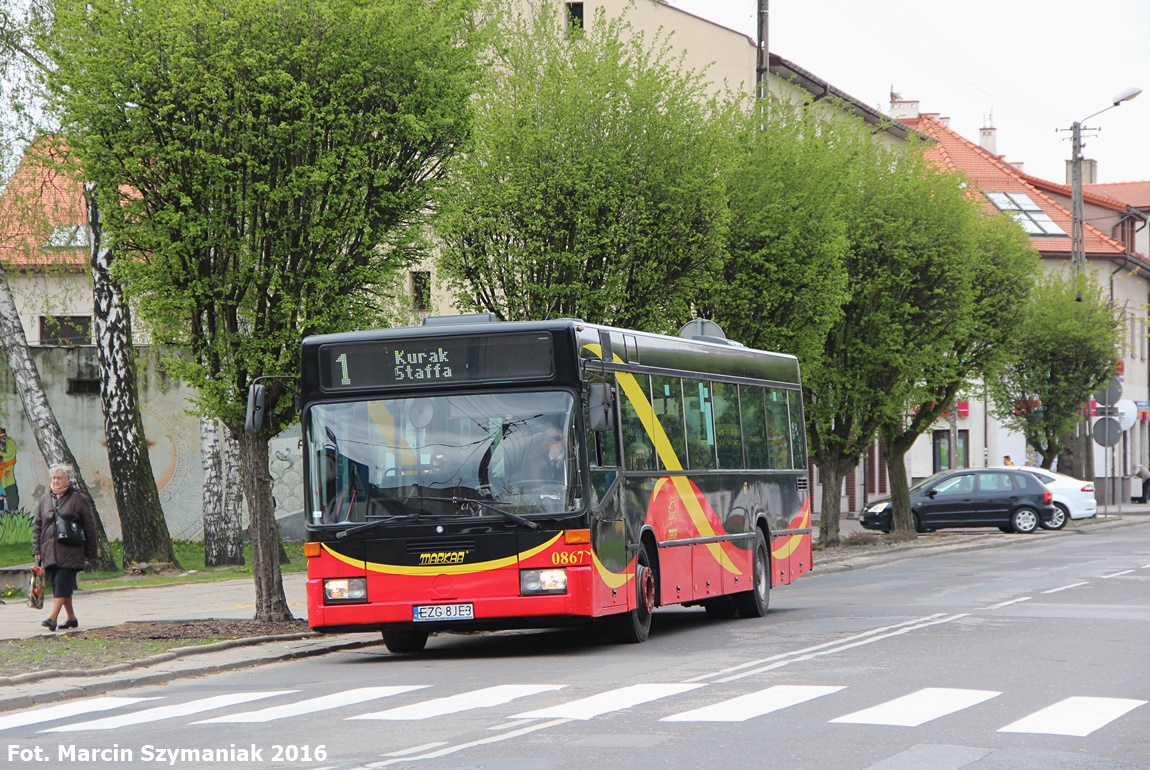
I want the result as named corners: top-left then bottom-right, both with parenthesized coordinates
top-left (609, 545), bottom-right (655, 643)
top-left (733, 530), bottom-right (770, 618)
top-left (382, 628), bottom-right (429, 653)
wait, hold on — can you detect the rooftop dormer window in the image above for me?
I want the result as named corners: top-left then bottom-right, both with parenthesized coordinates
top-left (985, 192), bottom-right (1066, 236)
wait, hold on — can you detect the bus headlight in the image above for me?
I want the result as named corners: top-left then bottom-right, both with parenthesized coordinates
top-left (324, 578), bottom-right (367, 603)
top-left (520, 568), bottom-right (567, 595)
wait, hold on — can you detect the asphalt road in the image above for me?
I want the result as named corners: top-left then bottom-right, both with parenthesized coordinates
top-left (3, 520), bottom-right (1149, 770)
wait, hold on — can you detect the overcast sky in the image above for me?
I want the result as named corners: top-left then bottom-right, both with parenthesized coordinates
top-left (668, 0), bottom-right (1150, 185)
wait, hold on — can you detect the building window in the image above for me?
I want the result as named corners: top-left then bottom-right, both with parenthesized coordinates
top-left (39, 315), bottom-right (92, 346)
top-left (984, 192), bottom-right (1066, 236)
top-left (411, 270), bottom-right (431, 312)
top-left (43, 224), bottom-right (91, 250)
top-left (566, 2), bottom-right (584, 30)
top-left (932, 429), bottom-right (969, 473)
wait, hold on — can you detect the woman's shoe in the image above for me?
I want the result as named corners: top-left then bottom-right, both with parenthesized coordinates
top-left (40, 618), bottom-right (57, 631)
top-left (60, 618), bottom-right (78, 629)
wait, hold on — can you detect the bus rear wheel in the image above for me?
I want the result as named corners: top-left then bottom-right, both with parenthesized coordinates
top-left (382, 628), bottom-right (429, 653)
top-left (609, 545), bottom-right (655, 643)
top-left (733, 530), bottom-right (770, 618)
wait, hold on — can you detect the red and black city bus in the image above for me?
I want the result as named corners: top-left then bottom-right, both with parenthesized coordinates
top-left (286, 316), bottom-right (812, 652)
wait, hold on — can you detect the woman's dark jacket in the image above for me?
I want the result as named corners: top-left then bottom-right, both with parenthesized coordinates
top-left (32, 486), bottom-right (98, 568)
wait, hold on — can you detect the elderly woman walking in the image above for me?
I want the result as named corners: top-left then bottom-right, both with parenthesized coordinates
top-left (32, 463), bottom-right (97, 631)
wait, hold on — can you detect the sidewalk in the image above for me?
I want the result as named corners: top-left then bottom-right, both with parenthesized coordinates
top-left (0, 505), bottom-right (1145, 714)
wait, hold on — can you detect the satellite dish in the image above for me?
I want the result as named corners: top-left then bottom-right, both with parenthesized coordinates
top-left (1115, 399), bottom-right (1138, 431)
top-left (679, 319), bottom-right (726, 340)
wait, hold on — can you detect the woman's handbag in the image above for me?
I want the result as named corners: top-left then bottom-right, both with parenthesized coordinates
top-left (27, 561), bottom-right (44, 610)
top-left (54, 511), bottom-right (86, 546)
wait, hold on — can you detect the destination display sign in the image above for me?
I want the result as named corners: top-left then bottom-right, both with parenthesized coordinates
top-left (319, 332), bottom-right (554, 391)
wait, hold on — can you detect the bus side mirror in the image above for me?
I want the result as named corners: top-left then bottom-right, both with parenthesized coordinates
top-left (245, 384), bottom-right (266, 434)
top-left (588, 383), bottom-right (614, 432)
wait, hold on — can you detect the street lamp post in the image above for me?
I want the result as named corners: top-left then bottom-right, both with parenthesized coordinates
top-left (1062, 86), bottom-right (1140, 491)
top-left (1066, 86), bottom-right (1142, 276)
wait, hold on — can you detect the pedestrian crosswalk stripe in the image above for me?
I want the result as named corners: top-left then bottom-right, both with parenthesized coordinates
top-left (661, 685), bottom-right (845, 722)
top-left (40, 691), bottom-right (296, 732)
top-left (349, 685), bottom-right (565, 721)
top-left (0, 697), bottom-right (160, 732)
top-left (193, 686), bottom-right (427, 724)
top-left (830, 688), bottom-right (1001, 727)
top-left (511, 683), bottom-right (704, 720)
top-left (998, 696), bottom-right (1147, 736)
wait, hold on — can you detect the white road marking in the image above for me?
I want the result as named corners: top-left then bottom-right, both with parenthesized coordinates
top-left (661, 685), bottom-right (845, 722)
top-left (40, 692), bottom-right (295, 732)
top-left (830, 688), bottom-right (1001, 727)
top-left (193, 686), bottom-right (427, 723)
top-left (1042, 582), bottom-right (1088, 594)
top-left (510, 683), bottom-right (703, 720)
top-left (382, 742), bottom-right (447, 757)
top-left (1102, 570), bottom-right (1134, 579)
top-left (998, 696), bottom-right (1147, 736)
top-left (984, 597), bottom-right (1031, 609)
top-left (367, 718), bottom-right (571, 767)
top-left (715, 614), bottom-right (971, 683)
top-left (0, 697), bottom-right (159, 732)
top-left (685, 614), bottom-right (950, 683)
top-left (349, 684), bottom-right (564, 720)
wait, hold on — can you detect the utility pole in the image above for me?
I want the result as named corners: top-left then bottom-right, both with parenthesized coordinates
top-left (756, 0), bottom-right (769, 128)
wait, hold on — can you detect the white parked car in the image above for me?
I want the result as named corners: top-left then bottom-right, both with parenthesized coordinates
top-left (994, 466), bottom-right (1096, 530)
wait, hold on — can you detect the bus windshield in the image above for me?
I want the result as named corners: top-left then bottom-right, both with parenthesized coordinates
top-left (306, 390), bottom-right (582, 525)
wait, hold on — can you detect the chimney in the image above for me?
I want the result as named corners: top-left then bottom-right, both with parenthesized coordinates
top-left (980, 125), bottom-right (997, 155)
top-left (889, 99), bottom-right (919, 120)
top-left (1065, 159), bottom-right (1099, 186)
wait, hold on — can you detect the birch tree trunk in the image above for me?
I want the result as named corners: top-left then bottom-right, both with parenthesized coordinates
top-left (221, 425), bottom-right (246, 563)
top-left (0, 261), bottom-right (117, 571)
top-left (202, 417), bottom-right (244, 566)
top-left (239, 428), bottom-right (292, 621)
top-left (87, 184), bottom-right (178, 568)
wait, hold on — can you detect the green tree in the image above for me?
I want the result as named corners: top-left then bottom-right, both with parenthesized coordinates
top-left (881, 208), bottom-right (1040, 534)
top-left (700, 96), bottom-right (852, 372)
top-left (987, 269), bottom-right (1121, 469)
top-left (435, 1), bottom-right (730, 332)
top-left (39, 0), bottom-right (483, 619)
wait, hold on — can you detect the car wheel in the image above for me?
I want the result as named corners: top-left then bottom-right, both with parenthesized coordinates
top-left (608, 543), bottom-right (655, 643)
top-left (913, 514), bottom-right (932, 534)
top-left (732, 529), bottom-right (771, 618)
top-left (1040, 504), bottom-right (1068, 531)
top-left (1011, 507), bottom-right (1039, 534)
top-left (382, 628), bottom-right (429, 654)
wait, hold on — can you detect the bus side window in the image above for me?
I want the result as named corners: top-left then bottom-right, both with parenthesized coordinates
top-left (712, 381), bottom-right (743, 469)
top-left (766, 388), bottom-right (791, 469)
top-left (741, 385), bottom-right (768, 469)
top-left (650, 374), bottom-right (685, 470)
top-left (787, 391), bottom-right (808, 467)
top-left (619, 373), bottom-right (655, 470)
top-left (685, 380), bottom-right (716, 470)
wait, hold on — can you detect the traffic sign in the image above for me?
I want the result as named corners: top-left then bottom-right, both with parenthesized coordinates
top-left (1092, 417), bottom-right (1122, 447)
top-left (1115, 399), bottom-right (1138, 431)
top-left (1094, 377), bottom-right (1122, 406)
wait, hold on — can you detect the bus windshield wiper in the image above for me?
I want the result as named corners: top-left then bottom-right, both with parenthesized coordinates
top-left (414, 495), bottom-right (541, 531)
top-left (335, 515), bottom-right (414, 539)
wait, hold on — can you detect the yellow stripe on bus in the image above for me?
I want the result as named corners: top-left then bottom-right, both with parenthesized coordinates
top-left (586, 343), bottom-right (741, 576)
top-left (321, 534), bottom-right (563, 576)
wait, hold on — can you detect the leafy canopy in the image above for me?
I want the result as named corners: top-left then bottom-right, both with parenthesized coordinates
top-left (987, 268), bottom-right (1121, 461)
top-left (435, 0), bottom-right (731, 332)
top-left (39, 0), bottom-right (483, 430)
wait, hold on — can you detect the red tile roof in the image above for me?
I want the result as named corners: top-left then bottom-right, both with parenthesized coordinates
top-left (0, 139), bottom-right (88, 270)
top-left (1084, 180), bottom-right (1150, 209)
top-left (902, 115), bottom-right (1128, 261)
